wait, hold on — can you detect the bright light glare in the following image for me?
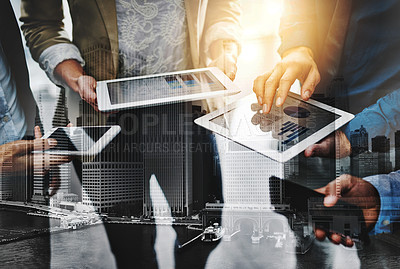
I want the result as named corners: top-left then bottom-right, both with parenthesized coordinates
top-left (266, 0), bottom-right (283, 16)
top-left (240, 43), bottom-right (262, 62)
top-left (242, 0), bottom-right (284, 38)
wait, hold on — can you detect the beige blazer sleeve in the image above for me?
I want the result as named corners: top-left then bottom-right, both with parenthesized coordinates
top-left (20, 0), bottom-right (72, 62)
top-left (202, 0), bottom-right (242, 61)
top-left (186, 0), bottom-right (242, 68)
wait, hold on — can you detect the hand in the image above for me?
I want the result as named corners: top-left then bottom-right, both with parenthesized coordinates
top-left (304, 130), bottom-right (351, 158)
top-left (33, 125), bottom-right (73, 196)
top-left (0, 126), bottom-right (59, 173)
top-left (253, 46), bottom-right (320, 113)
top-left (54, 59), bottom-right (99, 111)
top-left (314, 174), bottom-right (380, 247)
top-left (207, 40), bottom-right (238, 81)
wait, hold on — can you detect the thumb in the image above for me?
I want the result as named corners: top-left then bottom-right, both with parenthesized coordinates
top-left (305, 141), bottom-right (332, 158)
top-left (304, 144), bottom-right (318, 157)
top-left (323, 195), bottom-right (339, 207)
top-left (315, 180), bottom-right (339, 207)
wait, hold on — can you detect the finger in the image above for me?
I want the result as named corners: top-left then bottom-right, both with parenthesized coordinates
top-left (33, 154), bottom-right (72, 171)
top-left (343, 236), bottom-right (354, 248)
top-left (224, 57), bottom-right (237, 81)
top-left (78, 76), bottom-right (98, 106)
top-left (304, 144), bottom-right (317, 157)
top-left (276, 67), bottom-right (299, 107)
top-left (263, 66), bottom-right (284, 111)
top-left (323, 194), bottom-right (339, 207)
top-left (225, 67), bottom-right (237, 81)
top-left (329, 233), bottom-right (342, 245)
top-left (301, 67), bottom-right (320, 101)
top-left (253, 71), bottom-right (272, 105)
top-left (34, 126), bottom-right (42, 139)
top-left (49, 176), bottom-right (61, 197)
top-left (324, 178), bottom-right (339, 207)
top-left (314, 179), bottom-right (339, 207)
top-left (47, 154), bottom-right (72, 166)
top-left (314, 229), bottom-right (326, 241)
top-left (33, 138), bottom-right (57, 151)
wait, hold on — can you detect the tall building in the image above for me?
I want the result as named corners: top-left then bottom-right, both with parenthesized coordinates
top-left (82, 162), bottom-right (143, 212)
top-left (79, 94), bottom-right (144, 213)
top-left (143, 103), bottom-right (193, 217)
top-left (372, 135), bottom-right (391, 174)
top-left (349, 125), bottom-right (369, 154)
top-left (218, 139), bottom-right (284, 206)
top-left (32, 87), bottom-right (72, 204)
top-left (191, 106), bottom-right (222, 211)
top-left (395, 130), bottom-right (400, 171)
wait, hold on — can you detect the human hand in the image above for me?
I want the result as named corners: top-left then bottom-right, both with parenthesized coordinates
top-left (304, 130), bottom-right (351, 158)
top-left (54, 59), bottom-right (99, 111)
top-left (253, 46), bottom-right (320, 113)
top-left (208, 40), bottom-right (238, 81)
top-left (0, 126), bottom-right (60, 173)
top-left (314, 174), bottom-right (380, 247)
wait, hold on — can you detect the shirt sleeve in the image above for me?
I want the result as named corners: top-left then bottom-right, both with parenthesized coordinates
top-left (38, 43), bottom-right (85, 87)
top-left (278, 0), bottom-right (318, 57)
top-left (344, 89), bottom-right (400, 144)
top-left (363, 170), bottom-right (400, 234)
top-left (202, 0), bottom-right (242, 59)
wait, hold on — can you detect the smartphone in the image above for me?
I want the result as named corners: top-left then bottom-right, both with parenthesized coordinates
top-left (270, 176), bottom-right (368, 243)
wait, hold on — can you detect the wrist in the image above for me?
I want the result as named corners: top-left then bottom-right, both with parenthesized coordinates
top-left (209, 40), bottom-right (239, 61)
top-left (54, 59), bottom-right (85, 93)
top-left (282, 46), bottom-right (314, 59)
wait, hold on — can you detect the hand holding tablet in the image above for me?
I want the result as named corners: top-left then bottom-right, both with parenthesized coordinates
top-left (195, 92), bottom-right (354, 162)
top-left (96, 68), bottom-right (240, 112)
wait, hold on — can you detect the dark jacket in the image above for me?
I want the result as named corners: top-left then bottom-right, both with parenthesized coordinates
top-left (278, 0), bottom-right (353, 92)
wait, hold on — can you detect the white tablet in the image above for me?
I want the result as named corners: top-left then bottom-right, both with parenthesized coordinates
top-left (35, 126), bottom-right (121, 156)
top-left (195, 93), bottom-right (354, 163)
top-left (96, 67), bottom-right (241, 112)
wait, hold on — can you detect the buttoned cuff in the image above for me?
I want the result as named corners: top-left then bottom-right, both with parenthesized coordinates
top-left (363, 170), bottom-right (400, 234)
top-left (39, 43), bottom-right (85, 87)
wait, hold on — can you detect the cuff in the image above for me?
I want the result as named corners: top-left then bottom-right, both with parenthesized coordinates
top-left (39, 43), bottom-right (85, 87)
top-left (204, 22), bottom-right (242, 58)
top-left (363, 170), bottom-right (400, 234)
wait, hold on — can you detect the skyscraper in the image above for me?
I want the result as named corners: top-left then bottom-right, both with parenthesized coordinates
top-left (395, 130), bottom-right (400, 171)
top-left (350, 125), bottom-right (370, 177)
top-left (79, 96), bottom-right (144, 213)
top-left (350, 125), bottom-right (369, 154)
top-left (372, 135), bottom-right (391, 174)
top-left (82, 162), bottom-right (143, 212)
top-left (191, 105), bottom-right (222, 211)
top-left (143, 102), bottom-right (193, 217)
top-left (32, 87), bottom-right (72, 204)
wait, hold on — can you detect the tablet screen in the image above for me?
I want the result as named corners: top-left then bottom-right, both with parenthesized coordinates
top-left (46, 127), bottom-right (112, 152)
top-left (107, 71), bottom-right (226, 105)
top-left (210, 96), bottom-right (340, 152)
